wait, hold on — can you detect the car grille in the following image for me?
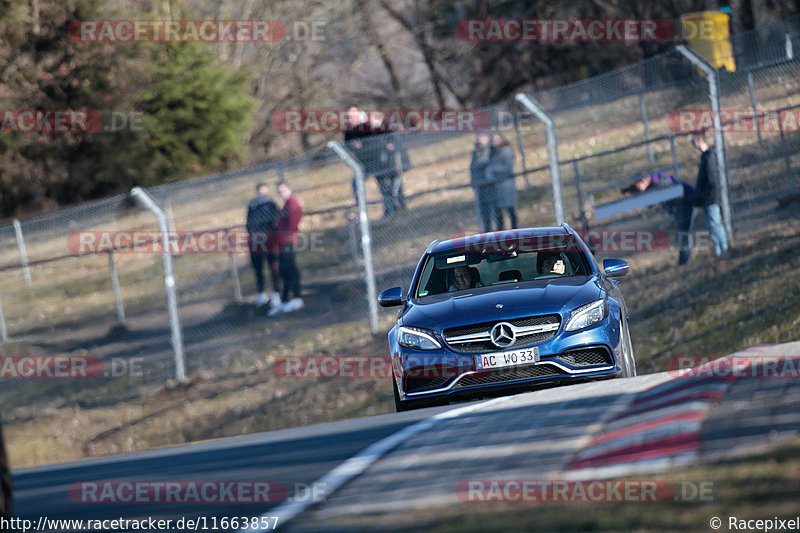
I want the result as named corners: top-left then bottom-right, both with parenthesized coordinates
top-left (550, 348), bottom-right (613, 367)
top-left (405, 376), bottom-right (451, 393)
top-left (454, 364), bottom-right (562, 388)
top-left (442, 314), bottom-right (561, 354)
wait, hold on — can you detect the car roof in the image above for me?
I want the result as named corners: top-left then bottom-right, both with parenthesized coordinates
top-left (428, 226), bottom-right (574, 255)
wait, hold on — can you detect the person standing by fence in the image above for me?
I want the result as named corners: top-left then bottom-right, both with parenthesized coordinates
top-left (269, 180), bottom-right (304, 315)
top-left (246, 183), bottom-right (281, 309)
top-left (343, 105), bottom-right (401, 218)
top-left (343, 105), bottom-right (373, 199)
top-left (470, 130), bottom-right (495, 232)
top-left (486, 132), bottom-right (518, 230)
top-left (369, 112), bottom-right (406, 217)
top-left (682, 130), bottom-right (729, 265)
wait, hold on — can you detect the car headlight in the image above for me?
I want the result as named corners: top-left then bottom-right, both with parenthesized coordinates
top-left (398, 326), bottom-right (442, 350)
top-left (565, 299), bottom-right (607, 331)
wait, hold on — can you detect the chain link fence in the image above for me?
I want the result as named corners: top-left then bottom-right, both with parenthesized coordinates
top-left (1, 14), bottom-right (799, 439)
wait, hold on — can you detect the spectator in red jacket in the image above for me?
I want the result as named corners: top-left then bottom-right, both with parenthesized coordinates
top-left (269, 180), bottom-right (304, 315)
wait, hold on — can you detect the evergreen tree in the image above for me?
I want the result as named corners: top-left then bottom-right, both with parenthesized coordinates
top-left (135, 40), bottom-right (255, 185)
top-left (0, 1), bottom-right (255, 217)
top-left (0, 0), bottom-right (139, 215)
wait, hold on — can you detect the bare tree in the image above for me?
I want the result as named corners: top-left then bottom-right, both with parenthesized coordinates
top-left (355, 0), bottom-right (410, 107)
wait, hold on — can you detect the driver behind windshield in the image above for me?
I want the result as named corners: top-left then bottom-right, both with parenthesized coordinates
top-left (448, 266), bottom-right (482, 291)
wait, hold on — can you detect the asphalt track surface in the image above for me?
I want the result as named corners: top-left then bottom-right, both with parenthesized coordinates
top-left (10, 407), bottom-right (453, 530)
top-left (10, 376), bottom-right (670, 531)
top-left (10, 343), bottom-right (800, 532)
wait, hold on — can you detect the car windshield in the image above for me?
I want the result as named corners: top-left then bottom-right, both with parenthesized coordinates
top-left (415, 236), bottom-right (592, 298)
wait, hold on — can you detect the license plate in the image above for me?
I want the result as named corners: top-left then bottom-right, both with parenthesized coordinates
top-left (475, 347), bottom-right (540, 370)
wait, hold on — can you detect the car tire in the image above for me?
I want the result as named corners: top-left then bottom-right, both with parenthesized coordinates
top-left (0, 421), bottom-right (12, 522)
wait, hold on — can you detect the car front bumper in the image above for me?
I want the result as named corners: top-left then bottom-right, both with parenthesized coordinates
top-left (392, 312), bottom-right (623, 402)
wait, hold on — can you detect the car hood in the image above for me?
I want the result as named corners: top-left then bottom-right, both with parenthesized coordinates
top-left (401, 276), bottom-right (603, 331)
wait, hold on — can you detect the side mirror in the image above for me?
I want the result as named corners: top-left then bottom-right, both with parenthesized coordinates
top-left (378, 286), bottom-right (404, 307)
top-left (603, 258), bottom-right (629, 278)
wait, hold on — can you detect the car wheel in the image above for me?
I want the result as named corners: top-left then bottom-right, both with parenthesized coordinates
top-left (0, 422), bottom-right (12, 521)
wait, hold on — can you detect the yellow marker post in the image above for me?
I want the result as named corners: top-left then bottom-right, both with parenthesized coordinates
top-left (680, 11), bottom-right (736, 72)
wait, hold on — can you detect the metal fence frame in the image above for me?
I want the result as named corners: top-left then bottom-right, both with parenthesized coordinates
top-left (1, 14), bottom-right (799, 382)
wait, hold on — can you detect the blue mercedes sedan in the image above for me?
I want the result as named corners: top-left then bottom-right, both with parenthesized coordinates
top-left (378, 224), bottom-right (636, 411)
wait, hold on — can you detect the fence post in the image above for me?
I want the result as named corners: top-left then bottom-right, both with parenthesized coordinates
top-left (677, 45), bottom-right (734, 243)
top-left (786, 33), bottom-right (794, 60)
top-left (327, 141), bottom-right (379, 335)
top-left (107, 250), bottom-right (126, 325)
top-left (130, 186), bottom-right (187, 382)
top-left (669, 135), bottom-right (682, 183)
top-left (228, 229), bottom-right (242, 303)
top-left (512, 107), bottom-right (531, 188)
top-left (0, 294), bottom-right (8, 342)
top-left (344, 207), bottom-right (362, 281)
top-left (774, 110), bottom-right (793, 174)
top-left (639, 92), bottom-right (656, 163)
top-left (13, 219), bottom-right (32, 286)
top-left (514, 93), bottom-right (565, 225)
top-left (166, 200), bottom-right (177, 234)
top-left (745, 70), bottom-right (762, 145)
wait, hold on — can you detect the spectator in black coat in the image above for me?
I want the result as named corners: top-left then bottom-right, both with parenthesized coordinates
top-left (486, 132), bottom-right (518, 229)
top-left (343, 105), bottom-right (405, 218)
top-left (246, 183), bottom-right (281, 308)
top-left (470, 130), bottom-right (495, 232)
top-left (688, 130), bottom-right (729, 263)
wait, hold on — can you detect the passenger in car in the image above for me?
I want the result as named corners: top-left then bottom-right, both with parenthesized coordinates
top-left (538, 252), bottom-right (566, 275)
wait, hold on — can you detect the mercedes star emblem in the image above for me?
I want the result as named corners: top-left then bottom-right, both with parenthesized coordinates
top-left (490, 322), bottom-right (515, 348)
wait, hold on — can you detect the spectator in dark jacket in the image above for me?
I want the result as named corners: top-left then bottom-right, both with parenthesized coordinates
top-left (343, 105), bottom-right (403, 217)
top-left (369, 112), bottom-right (405, 217)
top-left (343, 105), bottom-right (374, 201)
top-left (486, 132), bottom-right (518, 229)
top-left (687, 130), bottom-right (728, 263)
top-left (269, 180), bottom-right (304, 315)
top-left (246, 183), bottom-right (281, 308)
top-left (470, 130), bottom-right (495, 232)
top-left (343, 105), bottom-right (374, 168)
